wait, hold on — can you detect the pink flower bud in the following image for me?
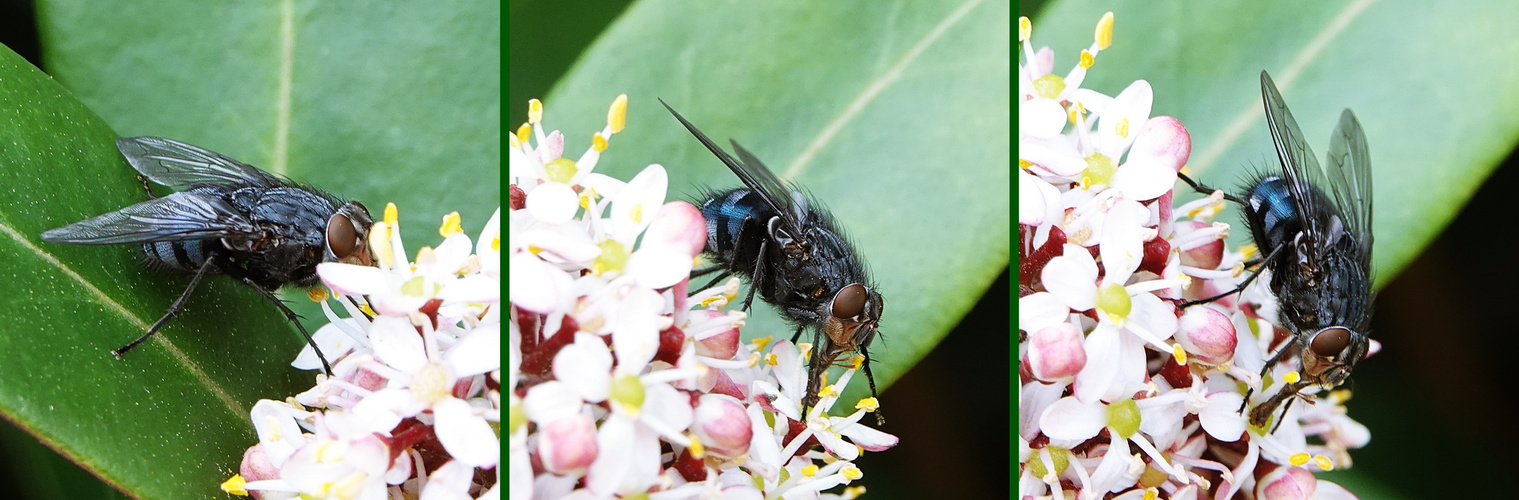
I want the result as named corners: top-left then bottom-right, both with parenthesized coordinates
top-left (1027, 323), bottom-right (1085, 382)
top-left (1129, 116), bottom-right (1191, 172)
top-left (239, 444), bottom-right (279, 482)
top-left (538, 413), bottom-right (599, 474)
top-left (644, 201), bottom-right (706, 257)
top-left (691, 394), bottom-right (752, 457)
top-left (1256, 466), bottom-right (1317, 500)
top-left (1176, 306), bottom-right (1236, 365)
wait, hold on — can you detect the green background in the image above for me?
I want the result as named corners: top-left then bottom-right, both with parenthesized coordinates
top-left (0, 0), bottom-right (498, 498)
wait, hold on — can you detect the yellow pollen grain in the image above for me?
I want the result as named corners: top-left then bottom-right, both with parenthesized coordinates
top-left (1019, 17), bottom-right (1031, 42)
top-left (439, 211), bottom-right (463, 237)
top-left (688, 434), bottom-right (705, 459)
top-left (1096, 12), bottom-right (1114, 49)
top-left (1116, 117), bottom-right (1129, 138)
top-left (528, 98), bottom-right (543, 124)
top-left (1079, 49), bottom-right (1094, 69)
top-left (384, 203), bottom-right (399, 225)
top-left (1283, 371), bottom-right (1301, 384)
top-left (307, 288), bottom-right (329, 302)
top-left (1313, 455), bottom-right (1334, 471)
top-left (1171, 344), bottom-right (1187, 364)
top-left (608, 94), bottom-right (628, 133)
top-left (220, 475), bottom-right (249, 496)
top-left (592, 132), bottom-right (608, 152)
top-left (1289, 452), bottom-right (1311, 467)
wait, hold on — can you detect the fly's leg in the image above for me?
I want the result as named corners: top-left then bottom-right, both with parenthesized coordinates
top-left (112, 256), bottom-right (217, 358)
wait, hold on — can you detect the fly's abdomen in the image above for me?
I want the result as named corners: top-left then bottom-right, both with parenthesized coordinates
top-left (700, 188), bottom-right (773, 261)
top-left (141, 240), bottom-right (211, 275)
top-left (1244, 176), bottom-right (1300, 252)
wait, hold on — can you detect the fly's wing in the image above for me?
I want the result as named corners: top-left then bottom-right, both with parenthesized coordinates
top-left (1324, 109), bottom-right (1374, 264)
top-left (659, 99), bottom-right (805, 236)
top-left (1260, 71), bottom-right (1335, 240)
top-left (41, 191), bottom-right (258, 245)
top-left (118, 137), bottom-right (284, 189)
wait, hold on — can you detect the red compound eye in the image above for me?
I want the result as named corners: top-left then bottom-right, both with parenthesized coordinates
top-left (1310, 327), bottom-right (1351, 358)
top-left (831, 283), bottom-right (867, 319)
top-left (326, 213), bottom-right (358, 259)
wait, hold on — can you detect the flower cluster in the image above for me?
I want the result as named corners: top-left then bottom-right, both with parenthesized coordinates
top-left (221, 204), bottom-right (502, 499)
top-left (1018, 13), bottom-right (1369, 500)
top-left (508, 96), bottom-right (896, 499)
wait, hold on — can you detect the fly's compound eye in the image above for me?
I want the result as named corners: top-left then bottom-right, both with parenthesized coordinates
top-left (1309, 327), bottom-right (1352, 358)
top-left (831, 283), bottom-right (868, 319)
top-left (326, 213), bottom-right (358, 259)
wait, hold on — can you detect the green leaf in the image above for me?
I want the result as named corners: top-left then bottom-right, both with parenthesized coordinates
top-left (531, 0), bottom-right (1011, 408)
top-left (35, 0), bottom-right (501, 329)
top-left (1029, 0), bottom-right (1519, 285)
top-left (0, 45), bottom-right (319, 498)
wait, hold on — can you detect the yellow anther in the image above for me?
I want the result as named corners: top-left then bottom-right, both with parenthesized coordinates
top-left (1313, 455), bottom-right (1334, 471)
top-left (1172, 344), bottom-right (1187, 365)
top-left (608, 94), bottom-right (628, 133)
top-left (855, 397), bottom-right (880, 412)
top-left (1095, 12), bottom-right (1114, 50)
top-left (688, 434), bottom-right (705, 459)
top-left (765, 353), bottom-right (778, 366)
top-left (1143, 487), bottom-right (1159, 500)
top-left (802, 464), bottom-right (819, 477)
top-left (850, 354), bottom-right (865, 370)
top-left (384, 203), bottom-right (399, 225)
top-left (1282, 371), bottom-right (1301, 384)
top-left (307, 288), bottom-right (329, 302)
top-left (439, 211), bottom-right (463, 237)
top-left (1019, 17), bottom-right (1031, 42)
top-left (629, 204), bottom-right (643, 224)
top-left (369, 221), bottom-right (394, 267)
top-left (1019, 159), bottom-right (1032, 169)
top-left (592, 132), bottom-right (608, 152)
top-left (1079, 49), bottom-right (1094, 69)
top-left (1288, 452), bottom-right (1311, 467)
top-left (509, 129), bottom-right (523, 150)
top-left (516, 123), bottom-right (531, 145)
top-left (220, 475), bottom-right (249, 496)
top-left (528, 98), bottom-right (543, 124)
top-left (1116, 117), bottom-right (1129, 138)
top-left (842, 465), bottom-right (863, 480)
top-left (753, 335), bottom-right (773, 351)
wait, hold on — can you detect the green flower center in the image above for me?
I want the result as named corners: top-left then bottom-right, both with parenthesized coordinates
top-left (545, 157), bottom-right (578, 184)
top-left (1107, 399), bottom-right (1141, 439)
top-left (1083, 153), bottom-right (1115, 187)
top-left (1033, 74), bottom-right (1066, 100)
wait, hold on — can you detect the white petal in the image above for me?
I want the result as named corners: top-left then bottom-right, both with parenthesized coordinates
top-left (508, 252), bottom-right (572, 314)
top-left (1041, 245), bottom-right (1098, 311)
top-left (1074, 324), bottom-right (1121, 403)
top-left (1199, 392), bottom-right (1246, 441)
top-left (291, 320), bottom-right (362, 371)
top-left (1096, 80), bottom-right (1153, 160)
top-left (609, 164), bottom-right (669, 245)
top-left (525, 182), bottom-right (580, 224)
top-left (317, 263), bottom-right (390, 296)
top-left (419, 459), bottom-right (475, 500)
top-left (1039, 396), bottom-right (1106, 441)
top-left (434, 398), bottom-right (501, 467)
top-left (1019, 168), bottom-right (1062, 226)
top-left (626, 246), bottom-right (692, 289)
top-left (554, 333), bottom-right (612, 403)
top-left (1019, 98), bottom-right (1066, 140)
top-left (250, 400), bottom-right (305, 466)
top-left (1098, 199), bottom-right (1150, 285)
top-left (1111, 158), bottom-right (1177, 201)
top-left (446, 323), bottom-right (501, 377)
top-left (1020, 138), bottom-right (1087, 177)
top-left (370, 316), bottom-right (428, 373)
top-left (523, 381), bottom-right (584, 424)
top-left (1017, 292), bottom-right (1069, 333)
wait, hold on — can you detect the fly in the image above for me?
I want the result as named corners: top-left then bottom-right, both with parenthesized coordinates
top-left (1178, 71), bottom-right (1374, 431)
top-left (660, 99), bottom-right (886, 424)
top-left (41, 137), bottom-right (374, 375)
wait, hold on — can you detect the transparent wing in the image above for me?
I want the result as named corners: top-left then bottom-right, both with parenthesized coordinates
top-left (1260, 71), bottom-right (1333, 236)
top-left (1324, 109), bottom-right (1374, 260)
top-left (41, 191), bottom-right (258, 245)
top-left (118, 136), bottom-right (284, 189)
top-left (660, 99), bottom-right (805, 235)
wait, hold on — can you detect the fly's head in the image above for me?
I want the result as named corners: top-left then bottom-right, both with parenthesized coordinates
top-left (1299, 325), bottom-right (1369, 388)
top-left (324, 201), bottom-right (374, 266)
top-left (822, 283), bottom-right (883, 351)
